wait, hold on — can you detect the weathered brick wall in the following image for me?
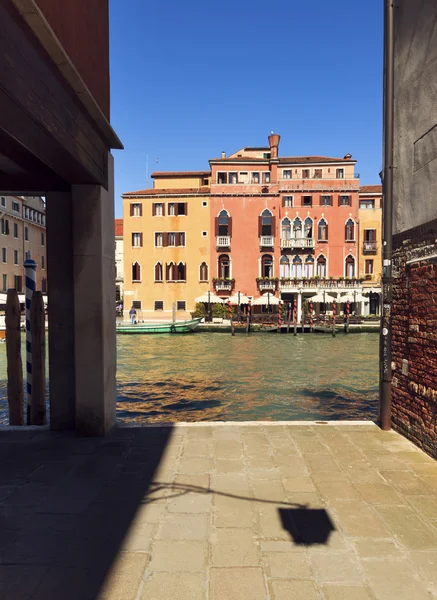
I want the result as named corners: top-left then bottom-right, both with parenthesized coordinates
top-left (392, 222), bottom-right (437, 459)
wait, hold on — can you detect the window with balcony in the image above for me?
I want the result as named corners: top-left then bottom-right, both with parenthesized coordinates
top-left (154, 262), bottom-right (163, 282)
top-left (280, 255), bottom-right (290, 279)
top-left (302, 169), bottom-right (310, 179)
top-left (215, 210), bottom-right (231, 247)
top-left (281, 218), bottom-right (291, 240)
top-left (217, 172), bottom-right (227, 184)
top-left (153, 203), bottom-right (164, 216)
top-left (291, 256), bottom-right (303, 278)
top-left (339, 195), bottom-right (351, 206)
top-left (282, 196), bottom-right (293, 207)
top-left (365, 259), bottom-right (374, 275)
top-left (199, 262), bottom-right (208, 282)
top-left (132, 232), bottom-right (142, 247)
top-left (302, 196), bottom-right (312, 207)
top-left (229, 172), bottom-right (238, 184)
top-left (251, 172), bottom-right (260, 184)
top-left (293, 217), bottom-right (302, 238)
top-left (318, 218), bottom-right (328, 241)
top-left (314, 169), bottom-right (322, 179)
top-left (317, 255), bottom-right (327, 278)
top-left (336, 168), bottom-right (345, 179)
top-left (345, 255), bottom-right (355, 278)
top-left (345, 219), bottom-right (355, 242)
top-left (261, 254), bottom-right (273, 278)
top-left (320, 195), bottom-right (332, 206)
top-left (364, 229), bottom-right (377, 251)
top-left (130, 203), bottom-right (142, 217)
top-left (218, 254), bottom-right (230, 279)
top-left (262, 172), bottom-right (270, 184)
top-left (360, 199), bottom-right (375, 209)
top-left (282, 169), bottom-right (291, 179)
top-left (260, 209), bottom-right (273, 236)
top-left (304, 255), bottom-right (314, 278)
top-left (132, 262), bottom-right (141, 282)
top-left (304, 217), bottom-right (313, 239)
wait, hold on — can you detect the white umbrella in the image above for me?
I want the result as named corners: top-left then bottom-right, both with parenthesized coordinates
top-left (340, 292), bottom-right (368, 303)
top-left (195, 292), bottom-right (223, 304)
top-left (308, 292), bottom-right (336, 304)
top-left (229, 292), bottom-right (250, 304)
top-left (0, 292), bottom-right (7, 304)
top-left (253, 292), bottom-right (280, 306)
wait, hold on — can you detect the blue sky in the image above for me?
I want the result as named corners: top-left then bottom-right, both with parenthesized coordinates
top-left (110, 0), bottom-right (383, 217)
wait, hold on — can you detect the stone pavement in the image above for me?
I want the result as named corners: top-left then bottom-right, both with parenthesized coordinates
top-left (1, 422), bottom-right (437, 600)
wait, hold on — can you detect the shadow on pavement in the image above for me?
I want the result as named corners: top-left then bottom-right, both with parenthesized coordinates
top-left (278, 507), bottom-right (336, 544)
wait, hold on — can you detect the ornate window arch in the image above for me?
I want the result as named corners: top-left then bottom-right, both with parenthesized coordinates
top-left (304, 217), bottom-right (313, 239)
top-left (166, 261), bottom-right (175, 281)
top-left (177, 262), bottom-right (186, 281)
top-left (345, 218), bottom-right (355, 242)
top-left (280, 255), bottom-right (290, 278)
top-left (281, 217), bottom-right (291, 239)
top-left (318, 218), bottom-right (328, 241)
top-left (132, 262), bottom-right (141, 282)
top-left (261, 254), bottom-right (273, 278)
top-left (305, 255), bottom-right (314, 278)
top-left (316, 255), bottom-right (327, 278)
top-left (345, 254), bottom-right (355, 278)
top-left (260, 209), bottom-right (273, 236)
top-left (199, 262), bottom-right (208, 282)
top-left (291, 255), bottom-right (303, 278)
top-left (154, 262), bottom-right (163, 282)
top-left (218, 254), bottom-right (230, 279)
top-left (293, 217), bottom-right (302, 238)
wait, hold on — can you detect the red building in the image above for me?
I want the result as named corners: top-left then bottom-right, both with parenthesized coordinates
top-left (209, 134), bottom-right (363, 315)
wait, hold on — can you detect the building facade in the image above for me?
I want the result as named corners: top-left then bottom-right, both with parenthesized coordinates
top-left (1, 195), bottom-right (47, 298)
top-left (115, 218), bottom-right (124, 302)
top-left (122, 135), bottom-right (382, 320)
top-left (358, 185), bottom-right (383, 315)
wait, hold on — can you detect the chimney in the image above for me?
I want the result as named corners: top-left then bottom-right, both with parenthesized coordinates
top-left (221, 151), bottom-right (226, 159)
top-left (268, 133), bottom-right (280, 159)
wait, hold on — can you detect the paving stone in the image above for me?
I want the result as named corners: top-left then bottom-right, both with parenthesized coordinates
top-left (310, 468), bottom-right (349, 483)
top-left (167, 491), bottom-right (212, 514)
top-left (30, 567), bottom-right (100, 600)
top-left (178, 457), bottom-right (213, 474)
top-left (354, 539), bottom-right (402, 558)
top-left (406, 495), bottom-right (437, 520)
top-left (260, 540), bottom-right (303, 552)
top-left (215, 458), bottom-right (245, 474)
top-left (306, 455), bottom-right (339, 473)
top-left (328, 500), bottom-right (389, 538)
top-left (99, 552), bottom-right (149, 600)
top-left (174, 473), bottom-right (210, 489)
top-left (409, 551), bottom-right (437, 586)
top-left (263, 550), bottom-right (312, 578)
top-left (362, 558), bottom-right (432, 600)
top-left (149, 541), bottom-right (207, 571)
top-left (131, 502), bottom-right (166, 524)
top-left (251, 480), bottom-right (286, 502)
top-left (419, 475), bottom-right (437, 492)
top-left (249, 469), bottom-right (282, 481)
top-left (212, 473), bottom-right (252, 496)
top-left (310, 552), bottom-right (363, 584)
top-left (315, 481), bottom-right (360, 500)
top-left (269, 579), bottom-right (319, 600)
top-left (258, 506), bottom-right (292, 540)
top-left (379, 470), bottom-right (432, 494)
top-left (121, 523), bottom-right (155, 551)
top-left (210, 528), bottom-right (260, 566)
top-left (213, 494), bottom-right (255, 528)
top-left (295, 440), bottom-right (330, 454)
top-left (156, 513), bottom-right (208, 540)
top-left (182, 441), bottom-right (213, 457)
top-left (375, 505), bottom-right (437, 549)
top-left (215, 440), bottom-right (243, 459)
top-left (321, 585), bottom-right (375, 600)
top-left (141, 572), bottom-right (207, 600)
top-left (282, 477), bottom-right (316, 493)
top-left (0, 565), bottom-right (47, 600)
top-left (209, 567), bottom-right (267, 600)
top-left (355, 483), bottom-right (407, 505)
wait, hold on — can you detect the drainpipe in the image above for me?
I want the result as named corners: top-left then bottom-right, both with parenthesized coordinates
top-left (379, 0), bottom-right (395, 431)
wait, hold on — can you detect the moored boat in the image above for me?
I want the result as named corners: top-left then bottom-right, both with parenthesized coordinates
top-left (116, 318), bottom-right (202, 334)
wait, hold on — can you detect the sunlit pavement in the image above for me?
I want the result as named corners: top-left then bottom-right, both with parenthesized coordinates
top-left (1, 422), bottom-right (437, 599)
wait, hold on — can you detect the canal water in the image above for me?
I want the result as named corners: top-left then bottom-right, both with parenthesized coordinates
top-left (0, 332), bottom-right (379, 425)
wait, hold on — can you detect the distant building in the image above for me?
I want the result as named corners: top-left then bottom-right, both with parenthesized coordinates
top-left (115, 219), bottom-right (124, 302)
top-left (122, 135), bottom-right (382, 320)
top-left (0, 195), bottom-right (47, 298)
top-left (358, 185), bottom-right (383, 315)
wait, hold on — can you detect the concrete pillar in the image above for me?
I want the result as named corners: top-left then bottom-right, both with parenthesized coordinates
top-left (72, 153), bottom-right (116, 436)
top-left (46, 191), bottom-right (76, 431)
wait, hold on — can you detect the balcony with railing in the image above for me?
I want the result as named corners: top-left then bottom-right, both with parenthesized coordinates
top-left (281, 237), bottom-right (315, 249)
top-left (363, 241), bottom-right (378, 253)
top-left (216, 236), bottom-right (231, 248)
top-left (256, 278), bottom-right (278, 292)
top-left (260, 236), bottom-right (274, 248)
top-left (213, 278), bottom-right (235, 292)
top-left (279, 277), bottom-right (364, 291)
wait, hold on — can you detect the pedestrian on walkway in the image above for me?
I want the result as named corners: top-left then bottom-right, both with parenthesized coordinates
top-left (129, 305), bottom-right (137, 325)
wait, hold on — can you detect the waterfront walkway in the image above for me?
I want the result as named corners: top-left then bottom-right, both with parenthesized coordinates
top-left (1, 423), bottom-right (437, 599)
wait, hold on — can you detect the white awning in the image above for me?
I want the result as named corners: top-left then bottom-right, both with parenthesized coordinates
top-left (308, 292), bottom-right (336, 304)
top-left (229, 292), bottom-right (250, 304)
top-left (0, 293), bottom-right (6, 305)
top-left (253, 292), bottom-right (280, 306)
top-left (195, 292), bottom-right (224, 304)
top-left (340, 292), bottom-right (368, 303)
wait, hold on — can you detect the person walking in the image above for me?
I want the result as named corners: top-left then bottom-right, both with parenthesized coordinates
top-left (129, 305), bottom-right (137, 325)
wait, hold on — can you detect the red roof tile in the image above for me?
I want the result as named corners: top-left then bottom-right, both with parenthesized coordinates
top-left (122, 187), bottom-right (210, 198)
top-left (151, 171), bottom-right (210, 178)
top-left (360, 185), bottom-right (383, 193)
top-left (115, 218), bottom-right (123, 236)
top-left (278, 156), bottom-right (355, 164)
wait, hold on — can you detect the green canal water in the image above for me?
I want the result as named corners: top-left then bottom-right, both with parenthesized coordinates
top-left (0, 332), bottom-right (379, 424)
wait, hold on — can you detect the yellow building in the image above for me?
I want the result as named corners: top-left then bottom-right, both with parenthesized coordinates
top-left (122, 172), bottom-right (211, 321)
top-left (358, 185), bottom-right (382, 314)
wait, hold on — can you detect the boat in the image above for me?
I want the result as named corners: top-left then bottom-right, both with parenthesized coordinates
top-left (116, 317), bottom-right (202, 334)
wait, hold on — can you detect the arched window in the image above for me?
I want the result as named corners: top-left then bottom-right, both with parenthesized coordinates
top-left (199, 262), bottom-right (208, 282)
top-left (177, 262), bottom-right (186, 281)
top-left (261, 254), bottom-right (273, 278)
top-left (317, 255), bottom-right (327, 278)
top-left (217, 209), bottom-right (231, 237)
top-left (304, 217), bottom-right (313, 239)
top-left (305, 255), bottom-right (314, 278)
top-left (154, 262), bottom-right (163, 282)
top-left (292, 255), bottom-right (303, 278)
top-left (166, 261), bottom-right (175, 281)
top-left (318, 218), bottom-right (328, 241)
top-left (132, 262), bottom-right (141, 282)
top-left (260, 209), bottom-right (273, 236)
top-left (345, 255), bottom-right (355, 278)
top-left (280, 255), bottom-right (290, 279)
top-left (345, 218), bottom-right (355, 241)
top-left (281, 218), bottom-right (291, 240)
top-left (218, 254), bottom-right (230, 279)
top-left (293, 217), bottom-right (302, 239)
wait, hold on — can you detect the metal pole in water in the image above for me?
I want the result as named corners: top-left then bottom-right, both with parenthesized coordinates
top-left (246, 299), bottom-right (251, 333)
top-left (24, 254), bottom-right (37, 425)
top-left (293, 298), bottom-right (297, 336)
top-left (332, 300), bottom-right (336, 338)
top-left (207, 290), bottom-right (211, 322)
top-left (286, 303), bottom-right (291, 334)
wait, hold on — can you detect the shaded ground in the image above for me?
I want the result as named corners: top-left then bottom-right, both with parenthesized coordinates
top-left (0, 423), bottom-right (437, 599)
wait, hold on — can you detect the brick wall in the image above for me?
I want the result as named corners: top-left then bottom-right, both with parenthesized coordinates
top-left (392, 220), bottom-right (437, 459)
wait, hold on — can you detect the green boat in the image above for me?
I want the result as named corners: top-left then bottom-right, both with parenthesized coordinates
top-left (116, 318), bottom-right (202, 334)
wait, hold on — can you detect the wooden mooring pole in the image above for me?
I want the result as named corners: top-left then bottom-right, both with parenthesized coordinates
top-left (5, 289), bottom-right (24, 425)
top-left (30, 291), bottom-right (46, 425)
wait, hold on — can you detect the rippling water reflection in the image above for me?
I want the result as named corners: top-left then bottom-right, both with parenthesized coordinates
top-left (0, 332), bottom-right (379, 424)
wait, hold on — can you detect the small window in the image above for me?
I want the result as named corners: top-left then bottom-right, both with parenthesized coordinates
top-left (313, 168), bottom-right (322, 178)
top-left (153, 203), bottom-right (164, 216)
top-left (130, 203), bottom-right (142, 217)
top-left (168, 232), bottom-right (176, 246)
top-left (13, 250), bottom-right (19, 265)
top-left (336, 168), bottom-right (345, 179)
top-left (199, 262), bottom-right (208, 281)
top-left (229, 172), bottom-right (238, 184)
top-left (320, 195), bottom-right (332, 206)
top-left (0, 197), bottom-right (5, 207)
top-left (339, 195), bottom-right (351, 206)
top-left (154, 262), bottom-right (163, 282)
top-left (24, 207), bottom-right (28, 219)
top-left (360, 199), bottom-right (375, 209)
top-left (41, 215), bottom-right (45, 226)
top-left (345, 219), bottom-right (355, 241)
top-left (155, 232), bottom-right (163, 247)
top-left (13, 223), bottom-right (18, 238)
top-left (2, 274), bottom-right (7, 291)
top-left (12, 201), bottom-right (20, 213)
top-left (1, 247), bottom-right (6, 262)
top-left (262, 172), bottom-right (270, 184)
top-left (178, 232), bottom-right (186, 246)
top-left (283, 196), bottom-right (293, 207)
top-left (14, 275), bottom-right (22, 292)
top-left (132, 262), bottom-right (141, 281)
top-left (202, 201), bottom-right (208, 207)
top-left (365, 259), bottom-right (374, 274)
top-left (41, 256), bottom-right (45, 269)
top-left (203, 178), bottom-right (208, 185)
top-left (202, 231), bottom-right (208, 237)
top-left (133, 300), bottom-right (142, 310)
top-left (263, 152), bottom-right (271, 159)
top-left (282, 169), bottom-right (292, 180)
top-left (132, 232), bottom-right (142, 247)
top-left (168, 203), bottom-right (176, 216)
top-left (154, 301), bottom-right (164, 311)
top-left (302, 195), bottom-right (312, 207)
top-left (302, 169), bottom-right (310, 179)
top-left (177, 203), bottom-right (187, 215)
top-left (251, 172), bottom-right (260, 184)
top-left (41, 232), bottom-right (45, 246)
top-left (177, 301), bottom-right (186, 311)
top-left (1, 218), bottom-right (9, 235)
top-left (24, 227), bottom-right (29, 241)
top-left (217, 172), bottom-right (227, 184)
